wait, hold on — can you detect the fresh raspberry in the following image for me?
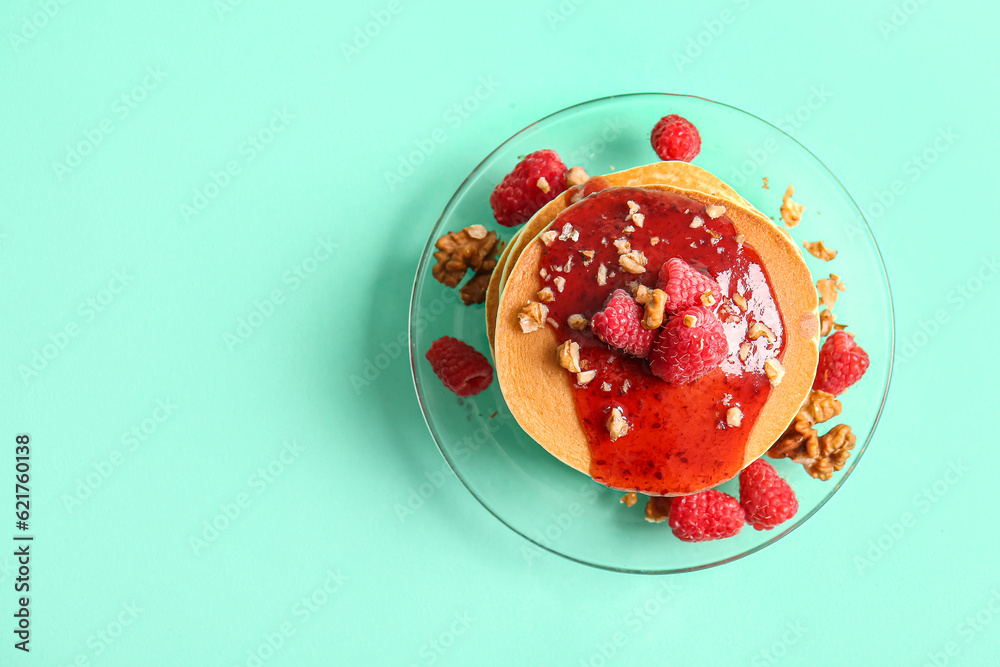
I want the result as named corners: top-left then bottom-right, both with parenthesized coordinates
top-left (650, 114), bottom-right (701, 162)
top-left (656, 258), bottom-right (722, 314)
top-left (648, 305), bottom-right (727, 384)
top-left (813, 331), bottom-right (870, 395)
top-left (489, 149), bottom-right (568, 227)
top-left (739, 459), bottom-right (798, 531)
top-left (668, 490), bottom-right (744, 542)
top-left (589, 289), bottom-right (655, 358)
top-left (425, 336), bottom-right (493, 397)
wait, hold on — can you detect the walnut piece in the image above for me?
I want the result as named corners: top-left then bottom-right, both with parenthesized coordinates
top-left (596, 263), bottom-right (608, 286)
top-left (540, 230), bottom-right (558, 247)
top-left (557, 340), bottom-right (582, 373)
top-left (518, 301), bottom-right (548, 333)
top-left (780, 185), bottom-right (805, 227)
top-left (726, 407), bottom-right (743, 427)
top-left (816, 274), bottom-right (846, 309)
top-left (536, 176), bottom-right (551, 194)
top-left (644, 497), bottom-right (671, 523)
top-left (768, 391), bottom-right (852, 480)
top-left (459, 270), bottom-right (492, 305)
top-left (606, 407), bottom-right (628, 441)
top-left (764, 358), bottom-right (784, 386)
top-left (642, 289), bottom-right (667, 330)
top-left (537, 287), bottom-right (555, 303)
top-left (819, 308), bottom-right (836, 337)
top-left (732, 293), bottom-right (748, 311)
top-left (577, 370), bottom-right (596, 385)
top-left (739, 342), bottom-right (752, 362)
top-left (804, 240), bottom-right (838, 261)
top-left (621, 492), bottom-right (638, 508)
top-left (433, 226), bottom-right (498, 289)
top-left (619, 250), bottom-right (647, 274)
top-left (566, 166), bottom-right (589, 187)
top-left (613, 238), bottom-right (631, 254)
top-left (762, 177), bottom-right (769, 189)
top-left (748, 322), bottom-right (777, 342)
top-left (705, 204), bottom-right (726, 219)
top-left (553, 276), bottom-right (566, 293)
top-left (567, 314), bottom-right (588, 330)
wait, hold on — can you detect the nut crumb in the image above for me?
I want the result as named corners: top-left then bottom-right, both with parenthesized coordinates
top-left (739, 341), bottom-right (752, 362)
top-left (554, 276), bottom-right (566, 293)
top-left (644, 497), bottom-right (671, 523)
top-left (632, 283), bottom-right (652, 304)
top-left (546, 317), bottom-right (560, 329)
top-left (642, 289), bottom-right (667, 330)
top-left (764, 357), bottom-right (784, 386)
top-left (732, 293), bottom-right (747, 311)
top-left (621, 492), bottom-right (637, 508)
top-left (621, 379), bottom-right (630, 395)
top-left (735, 233), bottom-right (745, 244)
top-left (632, 213), bottom-right (644, 227)
top-left (568, 314), bottom-right (588, 330)
top-left (627, 200), bottom-right (640, 217)
top-left (577, 370), bottom-right (597, 385)
top-left (726, 407), bottom-right (743, 428)
top-left (682, 314), bottom-right (698, 327)
top-left (537, 176), bottom-right (551, 193)
top-left (600, 382), bottom-right (612, 392)
top-left (619, 250), bottom-right (647, 274)
top-left (518, 301), bottom-right (548, 333)
top-left (804, 240), bottom-right (837, 261)
top-left (623, 225), bottom-right (635, 234)
top-left (566, 166), bottom-right (589, 186)
top-left (819, 308), bottom-right (836, 337)
top-left (596, 263), bottom-right (608, 286)
top-left (557, 340), bottom-right (582, 373)
top-left (563, 255), bottom-right (573, 273)
top-left (613, 238), bottom-right (631, 254)
top-left (748, 322), bottom-right (777, 342)
top-left (700, 290), bottom-right (716, 307)
top-left (540, 230), bottom-right (558, 247)
top-left (464, 224), bottom-right (487, 240)
top-left (762, 177), bottom-right (769, 189)
top-left (780, 185), bottom-right (805, 227)
top-left (816, 274), bottom-right (845, 309)
top-left (705, 205), bottom-right (726, 219)
top-left (649, 236), bottom-right (660, 245)
top-left (606, 407), bottom-right (628, 441)
top-left (689, 216), bottom-right (704, 228)
top-left (558, 223), bottom-right (575, 241)
top-left (580, 249), bottom-right (595, 260)
top-left (536, 287), bottom-right (555, 303)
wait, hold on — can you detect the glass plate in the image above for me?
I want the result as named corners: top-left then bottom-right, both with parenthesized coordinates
top-left (409, 93), bottom-right (893, 573)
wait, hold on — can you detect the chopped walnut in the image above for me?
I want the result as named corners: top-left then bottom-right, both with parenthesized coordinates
top-left (641, 289), bottom-right (667, 330)
top-left (627, 200), bottom-right (640, 217)
top-left (580, 249), bottom-right (595, 260)
top-left (748, 322), bottom-right (777, 342)
top-left (540, 230), bottom-right (558, 246)
top-left (689, 216), bottom-right (704, 229)
top-left (596, 263), bottom-right (608, 286)
top-left (732, 293), bottom-right (748, 311)
top-left (735, 233), bottom-right (745, 244)
top-left (819, 308), bottom-right (836, 337)
top-left (606, 407), bottom-right (628, 441)
top-left (650, 236), bottom-right (660, 245)
top-left (536, 287), bottom-right (555, 303)
top-left (613, 238), bottom-right (631, 254)
top-left (804, 240), bottom-right (837, 261)
top-left (644, 497), bottom-right (671, 523)
top-left (768, 390), bottom-right (852, 480)
top-left (764, 358), bottom-right (784, 386)
top-left (726, 407), bottom-right (743, 428)
top-left (432, 227), bottom-right (499, 289)
top-left (621, 491), bottom-right (638, 508)
top-left (762, 177), bottom-right (769, 189)
top-left (739, 342), bottom-right (752, 362)
top-left (623, 225), bottom-right (635, 234)
top-left (557, 340), bottom-right (582, 373)
top-left (567, 314), bottom-right (588, 330)
top-left (459, 269), bottom-right (492, 305)
top-left (554, 276), bottom-right (566, 293)
top-left (518, 301), bottom-right (548, 333)
top-left (619, 250), bottom-right (647, 274)
top-left (577, 370), bottom-right (597, 385)
top-left (706, 204), bottom-right (726, 219)
top-left (780, 185), bottom-right (806, 227)
top-left (536, 176), bottom-right (551, 193)
top-left (565, 166), bottom-right (589, 187)
top-left (682, 313), bottom-right (698, 327)
top-left (700, 290), bottom-right (716, 307)
top-left (632, 283), bottom-right (652, 304)
top-left (558, 223), bottom-right (574, 241)
top-left (600, 382), bottom-right (612, 392)
top-left (816, 274), bottom-right (846, 309)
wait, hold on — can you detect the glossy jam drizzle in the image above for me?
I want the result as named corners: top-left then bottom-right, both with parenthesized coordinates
top-left (540, 187), bottom-right (786, 495)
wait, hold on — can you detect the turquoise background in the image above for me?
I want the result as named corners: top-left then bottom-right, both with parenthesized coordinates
top-left (1, 0), bottom-right (998, 665)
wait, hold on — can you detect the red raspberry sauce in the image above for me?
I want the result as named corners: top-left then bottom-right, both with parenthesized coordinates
top-left (540, 187), bottom-right (785, 495)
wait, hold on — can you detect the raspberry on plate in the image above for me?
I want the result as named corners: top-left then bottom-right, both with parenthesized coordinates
top-left (656, 258), bottom-right (722, 314)
top-left (813, 330), bottom-right (869, 395)
top-left (650, 114), bottom-right (701, 162)
top-left (425, 336), bottom-right (494, 397)
top-left (668, 490), bottom-right (744, 542)
top-left (489, 149), bottom-right (568, 227)
top-left (648, 305), bottom-right (727, 384)
top-left (589, 289), bottom-right (655, 358)
top-left (739, 459), bottom-right (798, 530)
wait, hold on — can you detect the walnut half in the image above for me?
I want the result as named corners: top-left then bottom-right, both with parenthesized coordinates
top-left (768, 391), bottom-right (854, 481)
top-left (433, 226), bottom-right (499, 304)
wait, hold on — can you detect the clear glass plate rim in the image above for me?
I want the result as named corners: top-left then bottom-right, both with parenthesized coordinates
top-left (407, 92), bottom-right (896, 574)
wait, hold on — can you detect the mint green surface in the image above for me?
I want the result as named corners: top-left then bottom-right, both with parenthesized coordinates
top-left (1, 1), bottom-right (997, 665)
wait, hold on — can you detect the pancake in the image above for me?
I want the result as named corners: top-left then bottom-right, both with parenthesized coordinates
top-left (493, 181), bottom-right (819, 496)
